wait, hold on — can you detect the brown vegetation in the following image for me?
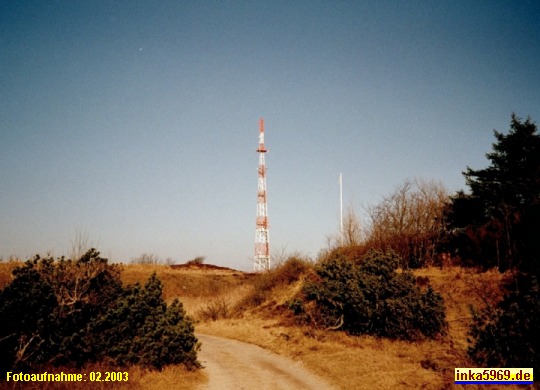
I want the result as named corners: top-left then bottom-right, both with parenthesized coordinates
top-left (0, 363), bottom-right (205, 390)
top-left (0, 260), bottom-right (526, 389)
top-left (118, 262), bottom-right (251, 316)
top-left (0, 260), bottom-right (22, 289)
top-left (365, 179), bottom-right (448, 268)
top-left (193, 263), bottom-right (524, 390)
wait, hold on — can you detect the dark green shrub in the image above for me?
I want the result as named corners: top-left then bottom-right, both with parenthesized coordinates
top-left (286, 298), bottom-right (305, 315)
top-left (91, 273), bottom-right (199, 369)
top-left (302, 250), bottom-right (446, 339)
top-left (0, 250), bottom-right (122, 370)
top-left (0, 267), bottom-right (58, 371)
top-left (0, 250), bottom-right (199, 373)
top-left (468, 273), bottom-right (539, 380)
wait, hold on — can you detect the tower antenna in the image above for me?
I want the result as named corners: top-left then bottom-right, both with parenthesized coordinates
top-left (254, 118), bottom-right (270, 271)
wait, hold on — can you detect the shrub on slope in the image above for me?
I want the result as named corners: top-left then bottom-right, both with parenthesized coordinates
top-left (302, 250), bottom-right (447, 340)
top-left (0, 249), bottom-right (198, 372)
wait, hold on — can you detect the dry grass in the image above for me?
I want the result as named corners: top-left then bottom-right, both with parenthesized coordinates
top-left (130, 364), bottom-right (206, 390)
top-left (195, 265), bottom-right (531, 390)
top-left (119, 263), bottom-right (251, 315)
top-left (1, 261), bottom-right (533, 389)
top-left (0, 364), bottom-right (206, 390)
top-left (414, 266), bottom-right (508, 351)
top-left (197, 318), bottom-right (449, 389)
top-left (0, 260), bottom-right (23, 289)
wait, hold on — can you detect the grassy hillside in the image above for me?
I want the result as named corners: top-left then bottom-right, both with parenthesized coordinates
top-left (0, 260), bottom-right (527, 389)
top-left (0, 260), bottom-right (210, 389)
top-left (192, 263), bottom-right (525, 390)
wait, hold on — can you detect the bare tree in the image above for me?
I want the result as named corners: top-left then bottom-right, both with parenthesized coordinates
top-left (342, 205), bottom-right (363, 247)
top-left (131, 253), bottom-right (160, 265)
top-left (365, 178), bottom-right (448, 267)
top-left (164, 257), bottom-right (176, 266)
top-left (70, 227), bottom-right (90, 261)
top-left (326, 205), bottom-right (364, 249)
top-left (271, 245), bottom-right (289, 268)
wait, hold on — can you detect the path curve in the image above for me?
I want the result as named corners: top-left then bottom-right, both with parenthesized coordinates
top-left (196, 333), bottom-right (337, 390)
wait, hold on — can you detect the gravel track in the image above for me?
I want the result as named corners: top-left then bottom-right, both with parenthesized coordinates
top-left (196, 333), bottom-right (337, 390)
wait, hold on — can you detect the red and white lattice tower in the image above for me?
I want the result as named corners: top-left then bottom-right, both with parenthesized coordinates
top-left (254, 118), bottom-right (270, 271)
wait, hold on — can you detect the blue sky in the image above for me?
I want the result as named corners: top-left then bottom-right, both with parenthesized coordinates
top-left (1, 1), bottom-right (539, 270)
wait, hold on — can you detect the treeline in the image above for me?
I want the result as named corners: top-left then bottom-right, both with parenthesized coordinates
top-left (338, 114), bottom-right (540, 274)
top-left (327, 114), bottom-right (539, 377)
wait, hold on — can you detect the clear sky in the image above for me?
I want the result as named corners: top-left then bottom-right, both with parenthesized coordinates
top-left (1, 1), bottom-right (539, 270)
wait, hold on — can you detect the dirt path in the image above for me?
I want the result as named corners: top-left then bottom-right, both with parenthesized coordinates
top-left (196, 334), bottom-right (337, 390)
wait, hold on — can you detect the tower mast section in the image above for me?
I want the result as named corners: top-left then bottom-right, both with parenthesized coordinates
top-left (254, 118), bottom-right (270, 271)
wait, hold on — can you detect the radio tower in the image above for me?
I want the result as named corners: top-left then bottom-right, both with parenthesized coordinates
top-left (254, 118), bottom-right (270, 271)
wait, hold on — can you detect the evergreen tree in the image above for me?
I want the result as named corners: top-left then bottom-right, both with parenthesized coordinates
top-left (469, 274), bottom-right (539, 380)
top-left (445, 114), bottom-right (540, 271)
top-left (448, 114), bottom-right (540, 378)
